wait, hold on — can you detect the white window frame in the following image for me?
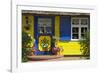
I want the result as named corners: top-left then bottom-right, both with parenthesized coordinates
top-left (71, 17), bottom-right (89, 40)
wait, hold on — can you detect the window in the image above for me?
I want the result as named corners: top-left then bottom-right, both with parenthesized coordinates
top-left (38, 18), bottom-right (52, 34)
top-left (81, 18), bottom-right (88, 25)
top-left (72, 19), bottom-right (79, 25)
top-left (72, 17), bottom-right (89, 40)
top-left (81, 27), bottom-right (87, 39)
top-left (72, 27), bottom-right (79, 39)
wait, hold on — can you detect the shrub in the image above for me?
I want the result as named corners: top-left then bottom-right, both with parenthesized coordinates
top-left (80, 31), bottom-right (90, 59)
top-left (22, 31), bottom-right (33, 62)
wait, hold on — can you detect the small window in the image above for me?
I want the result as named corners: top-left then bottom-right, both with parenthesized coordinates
top-left (38, 18), bottom-right (52, 34)
top-left (81, 19), bottom-right (88, 25)
top-left (81, 27), bottom-right (87, 39)
top-left (72, 27), bottom-right (79, 39)
top-left (72, 19), bottom-right (79, 25)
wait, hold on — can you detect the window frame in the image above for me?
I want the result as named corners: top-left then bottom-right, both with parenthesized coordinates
top-left (71, 17), bottom-right (89, 40)
top-left (37, 18), bottom-right (52, 35)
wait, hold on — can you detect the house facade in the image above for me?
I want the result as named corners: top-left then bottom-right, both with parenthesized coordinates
top-left (22, 10), bottom-right (90, 55)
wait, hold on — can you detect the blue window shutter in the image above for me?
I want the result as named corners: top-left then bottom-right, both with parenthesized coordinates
top-left (60, 16), bottom-right (71, 41)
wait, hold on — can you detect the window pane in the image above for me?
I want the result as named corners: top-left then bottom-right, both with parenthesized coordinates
top-left (72, 34), bottom-right (79, 39)
top-left (38, 18), bottom-right (52, 26)
top-left (72, 19), bottom-right (79, 25)
top-left (72, 27), bottom-right (79, 34)
top-left (38, 27), bottom-right (44, 34)
top-left (46, 27), bottom-right (52, 34)
top-left (81, 27), bottom-right (87, 34)
top-left (81, 27), bottom-right (87, 39)
top-left (72, 27), bottom-right (79, 39)
top-left (81, 34), bottom-right (85, 39)
top-left (38, 18), bottom-right (52, 34)
top-left (81, 19), bottom-right (88, 25)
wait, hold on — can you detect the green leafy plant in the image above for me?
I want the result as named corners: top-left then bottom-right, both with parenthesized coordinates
top-left (79, 31), bottom-right (90, 59)
top-left (52, 36), bottom-right (57, 47)
top-left (22, 31), bottom-right (33, 62)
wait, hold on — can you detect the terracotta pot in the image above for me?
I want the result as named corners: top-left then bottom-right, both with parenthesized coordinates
top-left (52, 47), bottom-right (60, 55)
top-left (43, 47), bottom-right (48, 51)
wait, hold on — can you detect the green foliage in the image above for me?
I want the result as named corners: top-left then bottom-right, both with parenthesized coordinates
top-left (22, 31), bottom-right (33, 62)
top-left (22, 48), bottom-right (33, 62)
top-left (22, 31), bottom-right (32, 48)
top-left (52, 36), bottom-right (57, 47)
top-left (80, 31), bottom-right (90, 58)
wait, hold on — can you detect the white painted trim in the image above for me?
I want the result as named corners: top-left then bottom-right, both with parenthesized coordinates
top-left (71, 17), bottom-right (89, 40)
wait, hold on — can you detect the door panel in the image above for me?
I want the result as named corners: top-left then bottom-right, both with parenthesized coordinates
top-left (34, 16), bottom-right (54, 55)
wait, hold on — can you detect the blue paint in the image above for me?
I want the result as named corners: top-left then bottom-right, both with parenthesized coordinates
top-left (60, 16), bottom-right (71, 41)
top-left (60, 37), bottom-right (71, 41)
top-left (34, 16), bottom-right (38, 49)
top-left (34, 51), bottom-right (52, 55)
top-left (34, 15), bottom-right (54, 55)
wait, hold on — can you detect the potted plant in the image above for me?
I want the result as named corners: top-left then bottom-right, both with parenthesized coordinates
top-left (22, 31), bottom-right (33, 62)
top-left (51, 36), bottom-right (63, 55)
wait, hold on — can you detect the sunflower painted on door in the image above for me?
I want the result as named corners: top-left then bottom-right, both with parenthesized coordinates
top-left (39, 36), bottom-right (51, 51)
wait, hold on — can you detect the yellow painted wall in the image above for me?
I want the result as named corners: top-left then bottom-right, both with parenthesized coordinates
top-left (56, 41), bottom-right (82, 55)
top-left (54, 16), bottom-right (60, 41)
top-left (22, 14), bottom-right (34, 47)
top-left (22, 14), bottom-right (34, 38)
top-left (54, 16), bottom-right (81, 55)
